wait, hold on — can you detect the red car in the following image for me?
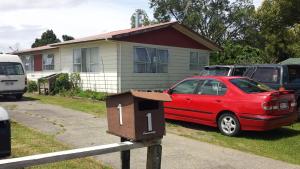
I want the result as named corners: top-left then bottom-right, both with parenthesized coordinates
top-left (164, 76), bottom-right (298, 136)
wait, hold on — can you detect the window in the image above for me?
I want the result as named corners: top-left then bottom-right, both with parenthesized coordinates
top-left (200, 67), bottom-right (230, 76)
top-left (0, 62), bottom-right (24, 75)
top-left (232, 67), bottom-right (247, 76)
top-left (197, 80), bottom-right (227, 95)
top-left (190, 52), bottom-right (209, 70)
top-left (287, 65), bottom-right (300, 83)
top-left (252, 67), bottom-right (280, 84)
top-left (43, 54), bottom-right (54, 70)
top-left (73, 47), bottom-right (99, 72)
top-left (21, 56), bottom-right (34, 72)
top-left (172, 80), bottom-right (199, 94)
top-left (134, 47), bottom-right (168, 73)
top-left (230, 78), bottom-right (273, 94)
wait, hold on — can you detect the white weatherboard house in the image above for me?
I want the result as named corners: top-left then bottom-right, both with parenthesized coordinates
top-left (15, 22), bottom-right (221, 93)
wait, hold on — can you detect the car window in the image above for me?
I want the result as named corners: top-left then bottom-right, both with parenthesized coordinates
top-left (197, 79), bottom-right (227, 95)
top-left (252, 67), bottom-right (280, 84)
top-left (232, 67), bottom-right (247, 76)
top-left (172, 80), bottom-right (199, 94)
top-left (287, 65), bottom-right (300, 83)
top-left (0, 62), bottom-right (24, 75)
top-left (200, 67), bottom-right (230, 76)
top-left (230, 78), bottom-right (273, 93)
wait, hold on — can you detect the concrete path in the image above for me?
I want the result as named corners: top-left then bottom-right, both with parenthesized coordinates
top-left (1, 99), bottom-right (300, 169)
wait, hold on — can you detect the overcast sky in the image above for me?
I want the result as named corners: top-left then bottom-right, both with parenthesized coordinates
top-left (0, 0), bottom-right (263, 53)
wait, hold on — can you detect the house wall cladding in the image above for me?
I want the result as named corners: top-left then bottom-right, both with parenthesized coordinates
top-left (59, 41), bottom-right (118, 93)
top-left (120, 41), bottom-right (210, 92)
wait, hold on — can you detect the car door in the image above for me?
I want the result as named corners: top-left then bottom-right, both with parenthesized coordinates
top-left (190, 79), bottom-right (228, 122)
top-left (164, 79), bottom-right (201, 120)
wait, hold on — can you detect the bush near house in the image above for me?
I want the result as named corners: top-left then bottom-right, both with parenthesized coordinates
top-left (27, 81), bottom-right (38, 93)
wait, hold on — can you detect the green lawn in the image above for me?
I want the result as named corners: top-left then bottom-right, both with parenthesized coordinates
top-left (25, 94), bottom-right (106, 117)
top-left (24, 94), bottom-right (300, 165)
top-left (167, 120), bottom-right (300, 165)
top-left (11, 121), bottom-right (110, 169)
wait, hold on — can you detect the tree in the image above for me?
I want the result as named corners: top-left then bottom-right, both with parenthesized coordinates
top-left (62, 35), bottom-right (75, 41)
top-left (149, 0), bottom-right (258, 45)
top-left (130, 9), bottom-right (151, 28)
top-left (256, 0), bottom-right (300, 62)
top-left (32, 30), bottom-right (61, 48)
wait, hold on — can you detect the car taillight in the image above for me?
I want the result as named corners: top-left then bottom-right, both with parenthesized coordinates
top-left (262, 101), bottom-right (279, 111)
top-left (291, 101), bottom-right (297, 107)
top-left (25, 77), bottom-right (27, 85)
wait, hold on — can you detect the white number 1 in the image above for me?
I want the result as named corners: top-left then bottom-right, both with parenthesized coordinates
top-left (146, 113), bottom-right (153, 131)
top-left (117, 104), bottom-right (123, 125)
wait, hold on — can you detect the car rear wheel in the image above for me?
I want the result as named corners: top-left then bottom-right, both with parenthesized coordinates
top-left (218, 113), bottom-right (240, 136)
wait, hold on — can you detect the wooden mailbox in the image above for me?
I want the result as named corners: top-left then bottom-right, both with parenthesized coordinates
top-left (106, 90), bottom-right (172, 141)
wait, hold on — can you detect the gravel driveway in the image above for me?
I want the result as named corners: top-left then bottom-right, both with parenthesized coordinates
top-left (1, 99), bottom-right (299, 169)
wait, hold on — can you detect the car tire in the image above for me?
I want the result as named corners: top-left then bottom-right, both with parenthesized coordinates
top-left (218, 113), bottom-right (240, 136)
top-left (15, 94), bottom-right (23, 100)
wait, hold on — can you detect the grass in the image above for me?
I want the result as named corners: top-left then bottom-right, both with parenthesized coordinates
top-left (11, 121), bottom-right (110, 169)
top-left (25, 93), bottom-right (106, 117)
top-left (23, 94), bottom-right (300, 165)
top-left (167, 120), bottom-right (300, 165)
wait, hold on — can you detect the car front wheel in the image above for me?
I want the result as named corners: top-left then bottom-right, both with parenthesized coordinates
top-left (218, 113), bottom-right (240, 136)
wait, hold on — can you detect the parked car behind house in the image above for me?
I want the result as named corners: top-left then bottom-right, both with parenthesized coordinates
top-left (243, 64), bottom-right (300, 114)
top-left (200, 65), bottom-right (249, 76)
top-left (164, 76), bottom-right (298, 136)
top-left (0, 54), bottom-right (27, 99)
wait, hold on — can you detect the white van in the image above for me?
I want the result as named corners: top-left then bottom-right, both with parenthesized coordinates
top-left (0, 54), bottom-right (27, 99)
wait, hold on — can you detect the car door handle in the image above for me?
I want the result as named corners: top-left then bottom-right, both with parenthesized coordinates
top-left (185, 98), bottom-right (192, 101)
top-left (215, 100), bottom-right (221, 103)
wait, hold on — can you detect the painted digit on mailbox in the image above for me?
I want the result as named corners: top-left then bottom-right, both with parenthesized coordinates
top-left (146, 113), bottom-right (153, 131)
top-left (117, 104), bottom-right (123, 125)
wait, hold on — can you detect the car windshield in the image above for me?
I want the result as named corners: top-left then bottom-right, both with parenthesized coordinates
top-left (0, 62), bottom-right (24, 75)
top-left (230, 78), bottom-right (273, 93)
top-left (200, 67), bottom-right (230, 76)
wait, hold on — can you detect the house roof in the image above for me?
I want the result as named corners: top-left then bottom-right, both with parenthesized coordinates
top-left (51, 21), bottom-right (221, 51)
top-left (13, 45), bottom-right (58, 54)
top-left (279, 58), bottom-right (300, 65)
top-left (15, 21), bottom-right (222, 55)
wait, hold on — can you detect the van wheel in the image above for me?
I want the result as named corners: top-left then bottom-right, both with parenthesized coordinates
top-left (15, 94), bottom-right (23, 100)
top-left (218, 113), bottom-right (240, 136)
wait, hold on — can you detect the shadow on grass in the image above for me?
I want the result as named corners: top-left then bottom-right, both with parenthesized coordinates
top-left (166, 119), bottom-right (300, 141)
top-left (0, 95), bottom-right (39, 102)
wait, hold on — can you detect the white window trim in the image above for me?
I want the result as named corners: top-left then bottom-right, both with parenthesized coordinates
top-left (73, 47), bottom-right (100, 73)
top-left (133, 46), bottom-right (169, 73)
top-left (42, 53), bottom-right (55, 71)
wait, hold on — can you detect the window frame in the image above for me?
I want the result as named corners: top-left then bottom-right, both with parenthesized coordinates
top-left (73, 47), bottom-right (100, 73)
top-left (133, 46), bottom-right (169, 73)
top-left (189, 51), bottom-right (209, 71)
top-left (196, 79), bottom-right (228, 96)
top-left (171, 79), bottom-right (200, 94)
top-left (42, 53), bottom-right (55, 71)
top-left (21, 55), bottom-right (34, 72)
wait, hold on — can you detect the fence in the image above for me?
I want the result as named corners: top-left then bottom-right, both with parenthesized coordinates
top-left (0, 139), bottom-right (162, 169)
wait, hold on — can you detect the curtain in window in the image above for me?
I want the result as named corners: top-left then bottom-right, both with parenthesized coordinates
top-left (73, 48), bottom-right (99, 72)
top-left (43, 54), bottom-right (54, 70)
top-left (22, 56), bottom-right (34, 72)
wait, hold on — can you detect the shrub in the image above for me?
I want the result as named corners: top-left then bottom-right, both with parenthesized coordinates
top-left (27, 81), bottom-right (38, 93)
top-left (70, 73), bottom-right (81, 90)
top-left (53, 73), bottom-right (71, 94)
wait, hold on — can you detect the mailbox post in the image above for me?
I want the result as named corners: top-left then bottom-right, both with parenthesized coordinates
top-left (106, 90), bottom-right (171, 169)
